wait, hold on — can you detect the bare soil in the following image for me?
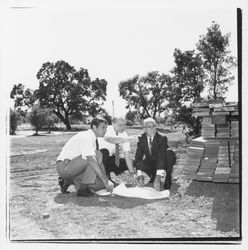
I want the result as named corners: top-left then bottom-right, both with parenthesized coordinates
top-left (9, 129), bottom-right (240, 241)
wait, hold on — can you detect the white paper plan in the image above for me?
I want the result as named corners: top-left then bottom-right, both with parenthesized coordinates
top-left (95, 183), bottom-right (170, 200)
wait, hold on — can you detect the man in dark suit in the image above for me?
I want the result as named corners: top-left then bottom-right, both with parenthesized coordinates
top-left (135, 117), bottom-right (175, 190)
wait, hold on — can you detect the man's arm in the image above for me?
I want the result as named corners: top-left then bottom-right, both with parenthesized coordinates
top-left (135, 140), bottom-right (145, 167)
top-left (124, 151), bottom-right (135, 173)
top-left (86, 155), bottom-right (114, 192)
top-left (153, 136), bottom-right (168, 191)
top-left (104, 136), bottom-right (136, 144)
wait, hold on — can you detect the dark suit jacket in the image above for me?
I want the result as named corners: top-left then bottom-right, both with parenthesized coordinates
top-left (135, 132), bottom-right (168, 171)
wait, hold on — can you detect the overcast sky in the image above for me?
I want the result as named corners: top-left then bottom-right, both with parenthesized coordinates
top-left (1, 0), bottom-right (245, 117)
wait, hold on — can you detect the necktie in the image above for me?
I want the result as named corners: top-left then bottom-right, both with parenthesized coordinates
top-left (115, 132), bottom-right (120, 167)
top-left (96, 139), bottom-right (99, 150)
top-left (149, 137), bottom-right (152, 153)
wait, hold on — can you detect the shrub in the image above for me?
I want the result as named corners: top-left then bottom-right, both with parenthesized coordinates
top-left (126, 120), bottom-right (134, 126)
top-left (28, 105), bottom-right (58, 135)
top-left (10, 109), bottom-right (21, 135)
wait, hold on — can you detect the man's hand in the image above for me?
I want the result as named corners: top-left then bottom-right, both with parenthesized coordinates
top-left (153, 175), bottom-right (161, 191)
top-left (129, 172), bottom-right (137, 186)
top-left (137, 175), bottom-right (145, 187)
top-left (104, 179), bottom-right (114, 193)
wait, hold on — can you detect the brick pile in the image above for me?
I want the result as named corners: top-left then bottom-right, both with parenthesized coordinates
top-left (183, 102), bottom-right (240, 183)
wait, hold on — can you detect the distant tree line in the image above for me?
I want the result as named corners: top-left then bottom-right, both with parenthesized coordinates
top-left (119, 22), bottom-right (236, 136)
top-left (10, 22), bottom-right (236, 137)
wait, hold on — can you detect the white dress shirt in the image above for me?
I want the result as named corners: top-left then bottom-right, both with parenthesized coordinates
top-left (57, 129), bottom-right (97, 161)
top-left (98, 125), bottom-right (131, 156)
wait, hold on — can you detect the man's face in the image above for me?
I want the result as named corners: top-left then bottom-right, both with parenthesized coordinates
top-left (93, 123), bottom-right (108, 137)
top-left (144, 121), bottom-right (157, 137)
top-left (113, 119), bottom-right (126, 133)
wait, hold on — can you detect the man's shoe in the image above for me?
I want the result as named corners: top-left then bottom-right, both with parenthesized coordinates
top-left (58, 177), bottom-right (70, 194)
top-left (164, 178), bottom-right (171, 190)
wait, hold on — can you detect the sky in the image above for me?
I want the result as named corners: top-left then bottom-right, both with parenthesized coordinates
top-left (0, 0), bottom-right (245, 117)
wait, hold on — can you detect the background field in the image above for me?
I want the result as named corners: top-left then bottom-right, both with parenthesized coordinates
top-left (9, 127), bottom-right (240, 240)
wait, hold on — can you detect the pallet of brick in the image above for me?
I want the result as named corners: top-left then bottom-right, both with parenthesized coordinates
top-left (211, 115), bottom-right (226, 125)
top-left (229, 142), bottom-right (239, 183)
top-left (196, 139), bottom-right (218, 182)
top-left (196, 158), bottom-right (217, 181)
top-left (204, 140), bottom-right (219, 156)
top-left (190, 137), bottom-right (206, 148)
top-left (183, 143), bottom-right (204, 179)
top-left (192, 106), bottom-right (211, 117)
top-left (225, 101), bottom-right (238, 106)
top-left (216, 124), bottom-right (230, 138)
top-left (201, 117), bottom-right (215, 138)
top-left (193, 102), bottom-right (209, 108)
top-left (231, 111), bottom-right (239, 116)
top-left (213, 106), bottom-right (236, 112)
top-left (213, 143), bottom-right (231, 182)
top-left (230, 121), bottom-right (239, 138)
top-left (208, 103), bottom-right (224, 108)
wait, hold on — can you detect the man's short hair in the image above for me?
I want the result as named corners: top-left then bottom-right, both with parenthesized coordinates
top-left (90, 117), bottom-right (107, 128)
top-left (143, 117), bottom-right (156, 126)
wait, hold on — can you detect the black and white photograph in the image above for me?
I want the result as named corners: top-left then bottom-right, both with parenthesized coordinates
top-left (1, 0), bottom-right (247, 247)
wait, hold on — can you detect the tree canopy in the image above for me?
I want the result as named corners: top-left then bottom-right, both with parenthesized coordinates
top-left (36, 60), bottom-right (107, 130)
top-left (10, 83), bottom-right (37, 116)
top-left (196, 22), bottom-right (236, 100)
top-left (119, 71), bottom-right (171, 119)
top-left (168, 49), bottom-right (205, 111)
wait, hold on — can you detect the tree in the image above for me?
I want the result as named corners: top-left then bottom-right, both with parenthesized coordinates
top-left (10, 83), bottom-right (37, 116)
top-left (119, 71), bottom-right (171, 119)
top-left (102, 111), bottom-right (112, 125)
top-left (196, 22), bottom-right (236, 100)
top-left (168, 49), bottom-right (205, 111)
top-left (9, 109), bottom-right (21, 135)
top-left (167, 49), bottom-right (206, 137)
top-left (174, 105), bottom-right (202, 138)
top-left (125, 110), bottom-right (137, 122)
top-left (28, 105), bottom-right (58, 135)
top-left (36, 60), bottom-right (107, 130)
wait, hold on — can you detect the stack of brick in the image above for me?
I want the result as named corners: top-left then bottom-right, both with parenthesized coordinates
top-left (201, 117), bottom-right (216, 138)
top-left (196, 140), bottom-right (219, 181)
top-left (183, 141), bottom-right (204, 179)
top-left (230, 120), bottom-right (239, 137)
top-left (183, 101), bottom-right (239, 184)
top-left (229, 140), bottom-right (240, 183)
top-left (213, 141), bottom-right (231, 182)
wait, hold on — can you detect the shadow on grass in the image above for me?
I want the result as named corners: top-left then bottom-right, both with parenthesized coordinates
top-left (54, 191), bottom-right (162, 209)
top-left (53, 182), bottom-right (178, 209)
top-left (185, 181), bottom-right (240, 234)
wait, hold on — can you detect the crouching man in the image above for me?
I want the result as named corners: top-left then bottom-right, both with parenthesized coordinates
top-left (56, 117), bottom-right (114, 196)
top-left (135, 118), bottom-right (175, 191)
top-left (98, 117), bottom-right (137, 185)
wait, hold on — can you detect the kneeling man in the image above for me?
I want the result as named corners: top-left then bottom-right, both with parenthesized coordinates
top-left (56, 117), bottom-right (114, 196)
top-left (135, 117), bottom-right (175, 191)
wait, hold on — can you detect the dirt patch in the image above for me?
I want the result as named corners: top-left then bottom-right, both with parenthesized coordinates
top-left (8, 130), bottom-right (240, 241)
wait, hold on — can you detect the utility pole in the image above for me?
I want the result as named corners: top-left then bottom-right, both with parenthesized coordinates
top-left (112, 99), bottom-right (115, 116)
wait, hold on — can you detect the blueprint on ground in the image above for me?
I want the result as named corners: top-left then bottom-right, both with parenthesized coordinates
top-left (95, 183), bottom-right (170, 200)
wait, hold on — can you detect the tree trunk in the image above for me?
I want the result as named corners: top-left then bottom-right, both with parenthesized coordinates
top-left (54, 110), bottom-right (71, 130)
top-left (64, 119), bottom-right (71, 130)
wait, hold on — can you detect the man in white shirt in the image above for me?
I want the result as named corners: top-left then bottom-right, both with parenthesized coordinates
top-left (56, 117), bottom-right (114, 196)
top-left (135, 117), bottom-right (176, 191)
top-left (98, 117), bottom-right (137, 185)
